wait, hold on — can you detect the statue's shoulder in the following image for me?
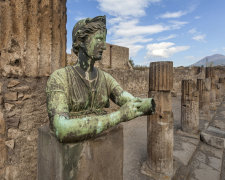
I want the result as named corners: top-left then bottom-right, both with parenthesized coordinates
top-left (50, 67), bottom-right (67, 77)
top-left (48, 67), bottom-right (68, 85)
top-left (97, 68), bottom-right (110, 77)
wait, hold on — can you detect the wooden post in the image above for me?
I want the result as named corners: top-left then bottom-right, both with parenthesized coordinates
top-left (142, 61), bottom-right (173, 180)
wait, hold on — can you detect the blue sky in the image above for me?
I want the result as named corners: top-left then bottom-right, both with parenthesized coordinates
top-left (66, 0), bottom-right (225, 67)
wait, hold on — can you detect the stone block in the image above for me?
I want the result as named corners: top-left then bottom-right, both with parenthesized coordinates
top-left (5, 117), bottom-right (20, 128)
top-left (200, 129), bottom-right (225, 149)
top-left (205, 67), bottom-right (215, 79)
top-left (0, 82), bottom-right (2, 94)
top-left (0, 139), bottom-right (7, 168)
top-left (7, 128), bottom-right (22, 139)
top-left (181, 80), bottom-right (199, 102)
top-left (181, 100), bottom-right (199, 133)
top-left (0, 95), bottom-right (3, 105)
top-left (219, 78), bottom-right (225, 83)
top-left (38, 125), bottom-right (123, 180)
top-left (149, 61), bottom-right (173, 91)
top-left (5, 140), bottom-right (15, 149)
top-left (4, 103), bottom-right (15, 111)
top-left (7, 80), bottom-right (20, 88)
top-left (11, 85), bottom-right (30, 92)
top-left (0, 111), bottom-right (5, 135)
top-left (4, 92), bottom-right (18, 101)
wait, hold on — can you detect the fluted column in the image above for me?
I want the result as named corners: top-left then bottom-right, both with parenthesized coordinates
top-left (181, 80), bottom-right (199, 134)
top-left (0, 0), bottom-right (67, 77)
top-left (142, 61), bottom-right (173, 180)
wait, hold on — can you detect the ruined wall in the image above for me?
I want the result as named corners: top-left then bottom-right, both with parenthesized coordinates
top-left (67, 43), bottom-right (132, 70)
top-left (0, 0), bottom-right (67, 77)
top-left (173, 66), bottom-right (225, 94)
top-left (105, 69), bottom-right (149, 96)
top-left (97, 43), bottom-right (130, 69)
top-left (0, 77), bottom-right (49, 179)
top-left (0, 0), bottom-right (66, 179)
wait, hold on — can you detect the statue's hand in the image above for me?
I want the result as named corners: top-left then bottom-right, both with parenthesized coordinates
top-left (119, 99), bottom-right (144, 121)
top-left (138, 98), bottom-right (155, 115)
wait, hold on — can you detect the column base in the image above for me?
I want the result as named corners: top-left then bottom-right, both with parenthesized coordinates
top-left (141, 161), bottom-right (172, 180)
top-left (176, 129), bottom-right (200, 139)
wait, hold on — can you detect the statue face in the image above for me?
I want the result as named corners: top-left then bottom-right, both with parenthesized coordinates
top-left (83, 29), bottom-right (106, 61)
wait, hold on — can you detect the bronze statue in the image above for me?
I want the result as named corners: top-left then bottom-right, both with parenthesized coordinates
top-left (46, 16), bottom-right (155, 143)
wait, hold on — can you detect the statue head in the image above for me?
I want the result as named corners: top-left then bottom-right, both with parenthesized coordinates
top-left (72, 16), bottom-right (107, 61)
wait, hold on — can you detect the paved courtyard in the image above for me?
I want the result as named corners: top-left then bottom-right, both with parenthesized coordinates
top-left (123, 95), bottom-right (225, 180)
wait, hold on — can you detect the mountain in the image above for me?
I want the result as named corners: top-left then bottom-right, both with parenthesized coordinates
top-left (191, 54), bottom-right (225, 67)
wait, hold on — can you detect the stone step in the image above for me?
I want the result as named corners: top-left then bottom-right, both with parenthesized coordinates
top-left (200, 126), bottom-right (225, 149)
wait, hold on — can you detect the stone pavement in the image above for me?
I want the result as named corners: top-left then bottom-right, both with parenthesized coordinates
top-left (173, 98), bottom-right (225, 180)
top-left (123, 96), bottom-right (225, 180)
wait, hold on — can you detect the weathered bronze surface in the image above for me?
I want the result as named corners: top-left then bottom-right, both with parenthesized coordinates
top-left (46, 16), bottom-right (155, 143)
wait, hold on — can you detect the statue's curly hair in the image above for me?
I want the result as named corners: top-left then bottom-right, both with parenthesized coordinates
top-left (72, 16), bottom-right (106, 56)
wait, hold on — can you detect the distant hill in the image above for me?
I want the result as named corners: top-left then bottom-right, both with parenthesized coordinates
top-left (191, 54), bottom-right (225, 67)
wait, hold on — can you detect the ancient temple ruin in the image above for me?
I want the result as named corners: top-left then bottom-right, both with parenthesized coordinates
top-left (1, 1), bottom-right (225, 180)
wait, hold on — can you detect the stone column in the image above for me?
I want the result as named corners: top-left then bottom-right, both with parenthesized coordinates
top-left (205, 67), bottom-right (217, 108)
top-left (219, 78), bottom-right (225, 98)
top-left (142, 61), bottom-right (173, 180)
top-left (0, 82), bottom-right (7, 179)
top-left (0, 0), bottom-right (67, 77)
top-left (197, 79), bottom-right (204, 109)
top-left (218, 78), bottom-right (225, 100)
top-left (181, 80), bottom-right (199, 134)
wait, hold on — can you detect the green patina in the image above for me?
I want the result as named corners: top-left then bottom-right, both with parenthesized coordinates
top-left (46, 15), bottom-right (155, 143)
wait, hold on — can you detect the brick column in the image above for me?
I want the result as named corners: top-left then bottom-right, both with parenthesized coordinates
top-left (142, 61), bottom-right (173, 179)
top-left (181, 80), bottom-right (199, 134)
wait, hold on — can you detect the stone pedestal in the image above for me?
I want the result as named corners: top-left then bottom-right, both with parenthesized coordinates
top-left (38, 125), bottom-right (123, 180)
top-left (142, 61), bottom-right (173, 180)
top-left (181, 80), bottom-right (199, 134)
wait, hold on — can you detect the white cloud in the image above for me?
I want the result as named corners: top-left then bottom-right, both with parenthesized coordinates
top-left (113, 23), bottom-right (169, 37)
top-left (188, 28), bottom-right (197, 34)
top-left (169, 20), bottom-right (188, 29)
top-left (129, 45), bottom-right (144, 57)
top-left (211, 49), bottom-right (219, 53)
top-left (96, 0), bottom-right (189, 60)
top-left (108, 17), bottom-right (128, 25)
top-left (194, 16), bottom-right (201, 19)
top-left (97, 0), bottom-right (160, 17)
top-left (74, 16), bottom-right (86, 21)
top-left (192, 34), bottom-right (206, 42)
top-left (222, 47), bottom-right (225, 51)
top-left (158, 11), bottom-right (187, 19)
top-left (112, 36), bottom-right (153, 45)
top-left (112, 36), bottom-right (153, 57)
top-left (110, 20), bottom-right (187, 38)
top-left (107, 19), bottom-right (188, 57)
top-left (188, 28), bottom-right (206, 42)
top-left (157, 34), bottom-right (177, 41)
top-left (158, 5), bottom-right (197, 19)
top-left (146, 42), bottom-right (190, 58)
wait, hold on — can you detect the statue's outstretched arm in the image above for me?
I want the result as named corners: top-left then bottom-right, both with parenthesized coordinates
top-left (53, 99), bottom-right (146, 143)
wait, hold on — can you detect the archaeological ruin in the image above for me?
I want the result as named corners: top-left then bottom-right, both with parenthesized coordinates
top-left (0, 1), bottom-right (225, 180)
